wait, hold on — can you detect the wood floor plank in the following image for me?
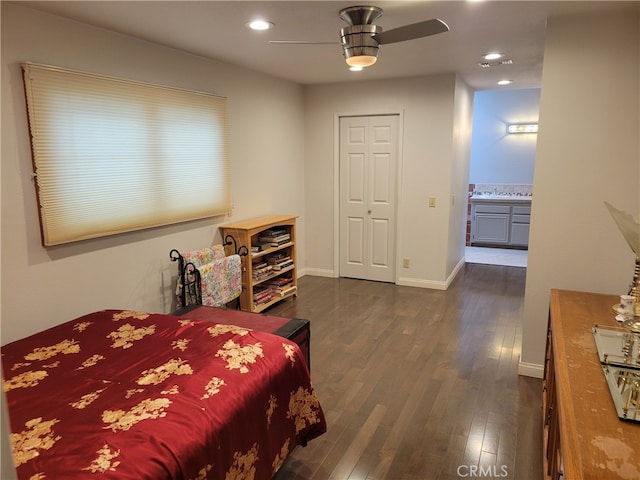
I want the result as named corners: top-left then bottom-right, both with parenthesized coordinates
top-left (272, 264), bottom-right (542, 480)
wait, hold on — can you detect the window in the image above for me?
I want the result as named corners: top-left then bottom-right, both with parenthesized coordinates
top-left (22, 63), bottom-right (230, 246)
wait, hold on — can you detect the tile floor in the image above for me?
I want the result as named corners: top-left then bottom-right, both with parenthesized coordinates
top-left (465, 246), bottom-right (528, 268)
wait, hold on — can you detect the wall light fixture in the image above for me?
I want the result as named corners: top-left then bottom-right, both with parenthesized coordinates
top-left (507, 123), bottom-right (538, 134)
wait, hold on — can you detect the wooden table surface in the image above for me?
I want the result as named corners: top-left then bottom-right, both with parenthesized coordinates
top-left (549, 289), bottom-right (640, 479)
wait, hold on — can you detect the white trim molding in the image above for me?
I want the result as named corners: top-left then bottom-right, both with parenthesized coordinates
top-left (304, 268), bottom-right (337, 278)
top-left (518, 360), bottom-right (544, 379)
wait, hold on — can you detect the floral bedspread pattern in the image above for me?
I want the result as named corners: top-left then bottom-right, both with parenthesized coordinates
top-left (2, 309), bottom-right (326, 479)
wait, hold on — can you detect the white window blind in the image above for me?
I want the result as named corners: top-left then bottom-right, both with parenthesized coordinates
top-left (22, 63), bottom-right (230, 246)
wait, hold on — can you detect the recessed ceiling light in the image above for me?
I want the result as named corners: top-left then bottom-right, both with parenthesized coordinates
top-left (498, 79), bottom-right (513, 85)
top-left (247, 20), bottom-right (274, 31)
top-left (483, 52), bottom-right (504, 61)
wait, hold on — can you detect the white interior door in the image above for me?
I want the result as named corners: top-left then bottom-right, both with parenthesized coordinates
top-left (339, 115), bottom-right (398, 282)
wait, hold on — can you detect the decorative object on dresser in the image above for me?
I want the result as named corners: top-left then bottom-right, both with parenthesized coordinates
top-left (605, 201), bottom-right (640, 303)
top-left (543, 289), bottom-right (640, 480)
top-left (221, 215), bottom-right (298, 313)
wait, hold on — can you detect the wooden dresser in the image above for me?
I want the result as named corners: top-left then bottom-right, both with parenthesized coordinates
top-left (544, 289), bottom-right (640, 479)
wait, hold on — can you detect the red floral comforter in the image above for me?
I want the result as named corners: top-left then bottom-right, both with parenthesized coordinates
top-left (2, 309), bottom-right (326, 479)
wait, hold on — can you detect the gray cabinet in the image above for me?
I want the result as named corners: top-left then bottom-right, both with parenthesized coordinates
top-left (471, 201), bottom-right (531, 247)
top-left (510, 205), bottom-right (531, 246)
top-left (473, 204), bottom-right (511, 244)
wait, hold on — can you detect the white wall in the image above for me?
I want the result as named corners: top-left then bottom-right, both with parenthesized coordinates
top-left (448, 76), bottom-right (475, 275)
top-left (469, 88), bottom-right (540, 185)
top-left (303, 74), bottom-right (473, 289)
top-left (1, 3), bottom-right (307, 344)
top-left (519, 6), bottom-right (640, 377)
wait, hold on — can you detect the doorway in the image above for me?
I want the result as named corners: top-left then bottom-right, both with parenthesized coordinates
top-left (467, 88), bottom-right (539, 267)
top-left (339, 115), bottom-right (399, 282)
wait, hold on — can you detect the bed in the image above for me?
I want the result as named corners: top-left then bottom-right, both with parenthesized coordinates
top-left (2, 308), bottom-right (326, 479)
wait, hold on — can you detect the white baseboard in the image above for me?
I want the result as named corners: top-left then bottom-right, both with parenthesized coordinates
top-left (304, 268), bottom-right (337, 278)
top-left (397, 277), bottom-right (448, 290)
top-left (518, 361), bottom-right (544, 378)
top-left (305, 258), bottom-right (465, 291)
top-left (446, 258), bottom-right (465, 288)
top-left (398, 258), bottom-right (465, 291)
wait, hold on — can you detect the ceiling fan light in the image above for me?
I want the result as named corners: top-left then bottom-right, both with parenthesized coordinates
top-left (483, 52), bottom-right (503, 61)
top-left (342, 42), bottom-right (379, 68)
top-left (247, 20), bottom-right (273, 31)
top-left (346, 55), bottom-right (378, 68)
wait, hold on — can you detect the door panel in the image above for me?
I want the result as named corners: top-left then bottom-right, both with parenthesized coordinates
top-left (346, 216), bottom-right (365, 266)
top-left (371, 218), bottom-right (390, 266)
top-left (347, 154), bottom-right (365, 202)
top-left (372, 154), bottom-right (391, 203)
top-left (340, 115), bottom-right (398, 282)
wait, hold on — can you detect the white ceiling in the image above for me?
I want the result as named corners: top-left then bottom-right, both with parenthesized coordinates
top-left (23, 1), bottom-right (637, 90)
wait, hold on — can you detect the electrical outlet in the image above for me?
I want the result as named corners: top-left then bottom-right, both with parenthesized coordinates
top-left (403, 257), bottom-right (410, 268)
top-left (428, 196), bottom-right (436, 207)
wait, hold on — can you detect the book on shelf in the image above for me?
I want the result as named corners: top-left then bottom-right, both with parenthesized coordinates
top-left (258, 232), bottom-right (290, 244)
top-left (276, 285), bottom-right (297, 297)
top-left (269, 285), bottom-right (297, 297)
top-left (260, 228), bottom-right (289, 238)
top-left (266, 240), bottom-right (290, 248)
top-left (263, 277), bottom-right (291, 287)
top-left (271, 260), bottom-right (294, 271)
top-left (262, 278), bottom-right (296, 296)
top-left (252, 262), bottom-right (273, 280)
top-left (265, 253), bottom-right (293, 270)
top-left (253, 286), bottom-right (275, 307)
top-left (252, 241), bottom-right (281, 255)
top-left (253, 285), bottom-right (273, 298)
top-left (265, 252), bottom-right (289, 263)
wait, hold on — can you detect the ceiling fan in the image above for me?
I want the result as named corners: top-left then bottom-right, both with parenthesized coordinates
top-left (269, 5), bottom-right (449, 68)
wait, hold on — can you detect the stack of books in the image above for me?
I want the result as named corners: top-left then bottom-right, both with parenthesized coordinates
top-left (265, 252), bottom-right (294, 271)
top-left (252, 262), bottom-right (273, 281)
top-left (263, 277), bottom-right (296, 297)
top-left (253, 286), bottom-right (275, 308)
top-left (258, 228), bottom-right (291, 247)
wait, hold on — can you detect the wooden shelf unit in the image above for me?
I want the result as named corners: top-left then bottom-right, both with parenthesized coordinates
top-left (544, 289), bottom-right (640, 480)
top-left (221, 215), bottom-right (298, 313)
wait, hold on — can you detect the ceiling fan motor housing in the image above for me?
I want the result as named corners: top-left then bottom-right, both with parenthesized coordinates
top-left (339, 6), bottom-right (384, 65)
top-left (340, 24), bottom-right (382, 63)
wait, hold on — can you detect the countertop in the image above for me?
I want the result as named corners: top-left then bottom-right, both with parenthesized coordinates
top-left (470, 194), bottom-right (532, 202)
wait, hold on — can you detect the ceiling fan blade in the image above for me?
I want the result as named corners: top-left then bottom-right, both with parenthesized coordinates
top-left (269, 40), bottom-right (338, 45)
top-left (373, 18), bottom-right (449, 45)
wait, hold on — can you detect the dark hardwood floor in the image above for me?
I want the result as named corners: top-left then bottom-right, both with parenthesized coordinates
top-left (270, 263), bottom-right (542, 480)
